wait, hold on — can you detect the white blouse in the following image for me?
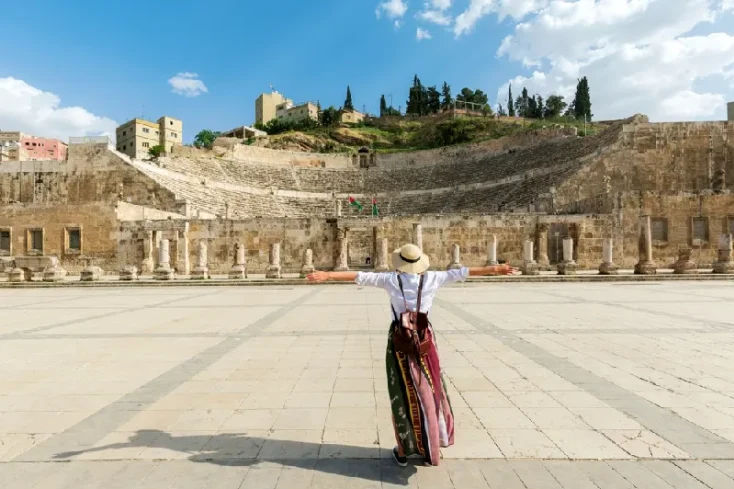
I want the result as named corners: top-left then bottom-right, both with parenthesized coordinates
top-left (355, 267), bottom-right (469, 316)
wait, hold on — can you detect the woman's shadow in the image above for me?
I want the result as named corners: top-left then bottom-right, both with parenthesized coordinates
top-left (53, 429), bottom-right (417, 484)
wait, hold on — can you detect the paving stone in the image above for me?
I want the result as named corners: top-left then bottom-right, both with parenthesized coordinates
top-left (673, 460), bottom-right (734, 489)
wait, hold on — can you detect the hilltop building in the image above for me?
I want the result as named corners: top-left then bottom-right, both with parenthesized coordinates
top-left (115, 116), bottom-right (183, 159)
top-left (275, 101), bottom-right (319, 123)
top-left (0, 131), bottom-right (67, 161)
top-left (255, 91), bottom-right (293, 126)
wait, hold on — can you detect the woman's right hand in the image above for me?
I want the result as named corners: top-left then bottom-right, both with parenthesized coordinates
top-left (306, 271), bottom-right (329, 283)
top-left (495, 264), bottom-right (520, 275)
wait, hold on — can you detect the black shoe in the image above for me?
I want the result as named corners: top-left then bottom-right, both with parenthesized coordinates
top-left (392, 447), bottom-right (408, 467)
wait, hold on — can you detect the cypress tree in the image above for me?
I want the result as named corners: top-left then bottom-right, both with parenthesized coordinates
top-left (573, 77), bottom-right (592, 121)
top-left (379, 95), bottom-right (387, 117)
top-left (507, 84), bottom-right (515, 117)
top-left (344, 86), bottom-right (354, 111)
top-left (441, 82), bottom-right (453, 110)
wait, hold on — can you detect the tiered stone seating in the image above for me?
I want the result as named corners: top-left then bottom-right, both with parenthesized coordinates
top-left (130, 123), bottom-right (623, 217)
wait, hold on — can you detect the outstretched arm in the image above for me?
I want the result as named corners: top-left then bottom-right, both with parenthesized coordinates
top-left (468, 264), bottom-right (519, 276)
top-left (306, 271), bottom-right (358, 283)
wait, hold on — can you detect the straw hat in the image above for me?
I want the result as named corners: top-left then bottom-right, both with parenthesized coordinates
top-left (391, 243), bottom-right (430, 274)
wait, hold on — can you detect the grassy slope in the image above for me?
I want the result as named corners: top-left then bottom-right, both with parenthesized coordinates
top-left (260, 116), bottom-right (601, 154)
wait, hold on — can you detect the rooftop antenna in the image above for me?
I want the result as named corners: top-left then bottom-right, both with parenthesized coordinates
top-left (270, 84), bottom-right (276, 93)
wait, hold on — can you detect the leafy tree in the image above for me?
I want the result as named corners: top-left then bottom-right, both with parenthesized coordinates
top-left (481, 104), bottom-right (494, 118)
top-left (507, 84), bottom-right (515, 117)
top-left (544, 95), bottom-right (567, 118)
top-left (527, 96), bottom-right (538, 118)
top-left (149, 145), bottom-right (165, 158)
top-left (573, 76), bottom-right (592, 120)
top-left (497, 103), bottom-right (507, 117)
top-left (319, 106), bottom-right (341, 127)
top-left (379, 95), bottom-right (387, 117)
top-left (344, 86), bottom-right (354, 111)
top-left (193, 129), bottom-right (221, 149)
top-left (441, 82), bottom-right (453, 111)
top-left (427, 86), bottom-right (441, 114)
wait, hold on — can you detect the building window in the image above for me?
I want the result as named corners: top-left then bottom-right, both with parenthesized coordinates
top-left (66, 228), bottom-right (81, 253)
top-left (142, 127), bottom-right (150, 133)
top-left (155, 131), bottom-right (159, 136)
top-left (0, 229), bottom-right (10, 254)
top-left (170, 121), bottom-right (173, 125)
top-left (729, 217), bottom-right (734, 236)
top-left (170, 132), bottom-right (176, 137)
top-left (692, 217), bottom-right (709, 243)
top-left (651, 218), bottom-right (668, 242)
top-left (122, 131), bottom-right (126, 136)
top-left (28, 229), bottom-right (43, 253)
top-left (142, 142), bottom-right (150, 148)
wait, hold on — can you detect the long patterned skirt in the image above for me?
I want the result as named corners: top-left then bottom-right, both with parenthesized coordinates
top-left (386, 322), bottom-right (455, 466)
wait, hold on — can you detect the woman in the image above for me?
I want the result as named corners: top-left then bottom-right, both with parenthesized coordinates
top-left (307, 243), bottom-right (518, 467)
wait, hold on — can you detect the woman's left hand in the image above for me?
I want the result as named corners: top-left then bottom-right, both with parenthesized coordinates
top-left (495, 264), bottom-right (520, 275)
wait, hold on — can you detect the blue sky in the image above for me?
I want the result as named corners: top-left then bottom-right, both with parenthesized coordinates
top-left (1, 0), bottom-right (733, 143)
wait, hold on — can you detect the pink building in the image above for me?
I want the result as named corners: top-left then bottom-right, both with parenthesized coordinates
top-left (20, 136), bottom-right (67, 161)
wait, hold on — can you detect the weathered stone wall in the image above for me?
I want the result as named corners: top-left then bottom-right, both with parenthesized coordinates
top-left (0, 203), bottom-right (119, 273)
top-left (554, 122), bottom-right (734, 210)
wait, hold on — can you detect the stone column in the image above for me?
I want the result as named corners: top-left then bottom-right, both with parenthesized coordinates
top-left (673, 248), bottom-right (697, 274)
top-left (448, 244), bottom-right (463, 270)
top-left (154, 239), bottom-right (174, 280)
top-left (537, 224), bottom-right (549, 266)
top-left (375, 238), bottom-right (390, 272)
top-left (413, 223), bottom-right (423, 250)
top-left (335, 238), bottom-right (349, 271)
top-left (178, 230), bottom-right (190, 276)
top-left (42, 257), bottom-right (68, 282)
top-left (229, 243), bottom-right (246, 279)
top-left (487, 235), bottom-right (498, 266)
top-left (598, 238), bottom-right (619, 275)
top-left (713, 234), bottom-right (734, 274)
top-left (300, 249), bottom-right (315, 277)
top-left (521, 240), bottom-right (540, 275)
top-left (335, 200), bottom-right (342, 218)
top-left (634, 216), bottom-right (656, 275)
top-left (266, 243), bottom-right (282, 279)
top-left (557, 237), bottom-right (578, 275)
top-left (141, 230), bottom-right (154, 274)
top-left (191, 241), bottom-right (209, 279)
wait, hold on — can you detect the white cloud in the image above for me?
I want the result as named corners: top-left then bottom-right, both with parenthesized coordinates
top-left (493, 0), bottom-right (734, 121)
top-left (418, 9), bottom-right (453, 25)
top-left (417, 27), bottom-right (433, 40)
top-left (454, 0), bottom-right (550, 36)
top-left (168, 72), bottom-right (208, 98)
top-left (724, 0), bottom-right (734, 10)
top-left (0, 77), bottom-right (117, 141)
top-left (395, 20), bottom-right (404, 29)
top-left (429, 0), bottom-right (452, 9)
top-left (376, 0), bottom-right (408, 19)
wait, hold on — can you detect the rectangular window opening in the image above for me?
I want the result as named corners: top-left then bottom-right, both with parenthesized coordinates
top-left (68, 228), bottom-right (81, 251)
top-left (0, 230), bottom-right (10, 252)
top-left (30, 229), bottom-right (43, 252)
top-left (692, 217), bottom-right (709, 243)
top-left (651, 218), bottom-right (668, 242)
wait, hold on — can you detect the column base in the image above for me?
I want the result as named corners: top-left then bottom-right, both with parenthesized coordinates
top-left (120, 266), bottom-right (139, 281)
top-left (43, 266), bottom-right (67, 282)
top-left (487, 260), bottom-right (499, 266)
top-left (334, 266), bottom-right (349, 272)
top-left (229, 265), bottom-right (246, 279)
top-left (154, 266), bottom-right (175, 280)
top-left (191, 266), bottom-right (209, 280)
top-left (557, 261), bottom-right (578, 275)
top-left (673, 260), bottom-right (697, 274)
top-left (265, 266), bottom-right (281, 279)
top-left (448, 262), bottom-right (464, 270)
top-left (80, 266), bottom-right (103, 282)
top-left (713, 261), bottom-right (734, 274)
top-left (521, 261), bottom-right (540, 276)
top-left (300, 265), bottom-right (315, 278)
top-left (598, 262), bottom-right (619, 275)
top-left (8, 268), bottom-right (29, 282)
top-left (374, 264), bottom-right (390, 272)
top-left (634, 261), bottom-right (657, 275)
top-left (140, 259), bottom-right (154, 275)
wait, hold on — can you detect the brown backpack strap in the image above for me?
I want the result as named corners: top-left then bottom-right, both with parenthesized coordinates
top-left (416, 274), bottom-right (425, 314)
top-left (396, 273), bottom-right (409, 311)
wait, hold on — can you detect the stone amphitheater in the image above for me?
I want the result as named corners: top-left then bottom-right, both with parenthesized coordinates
top-left (0, 115), bottom-right (733, 277)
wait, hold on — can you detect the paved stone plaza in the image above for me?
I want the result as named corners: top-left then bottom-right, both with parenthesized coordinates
top-left (1, 282), bottom-right (734, 488)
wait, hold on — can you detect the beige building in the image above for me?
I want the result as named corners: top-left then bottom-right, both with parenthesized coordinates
top-left (255, 92), bottom-right (293, 126)
top-left (115, 116), bottom-right (183, 159)
top-left (275, 101), bottom-right (319, 123)
top-left (340, 110), bottom-right (365, 124)
top-left (728, 101), bottom-right (734, 122)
